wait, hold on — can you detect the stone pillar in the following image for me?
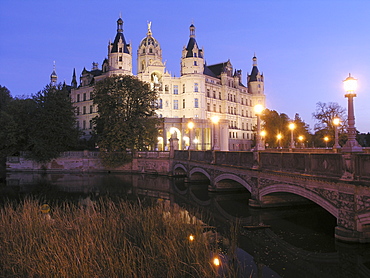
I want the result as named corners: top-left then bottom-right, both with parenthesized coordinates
top-left (219, 119), bottom-right (229, 151)
top-left (169, 132), bottom-right (179, 159)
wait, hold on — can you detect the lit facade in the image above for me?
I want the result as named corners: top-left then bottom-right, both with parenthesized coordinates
top-left (68, 18), bottom-right (266, 151)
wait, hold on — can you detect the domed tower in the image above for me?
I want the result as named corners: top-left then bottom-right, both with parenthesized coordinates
top-left (50, 62), bottom-right (57, 85)
top-left (137, 21), bottom-right (163, 74)
top-left (107, 17), bottom-right (132, 75)
top-left (181, 24), bottom-right (204, 75)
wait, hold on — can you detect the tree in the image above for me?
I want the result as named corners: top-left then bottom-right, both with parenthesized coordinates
top-left (6, 97), bottom-right (37, 153)
top-left (292, 113), bottom-right (312, 147)
top-left (260, 110), bottom-right (311, 148)
top-left (93, 75), bottom-right (159, 167)
top-left (27, 83), bottom-right (79, 163)
top-left (0, 85), bottom-right (12, 111)
top-left (0, 110), bottom-right (18, 157)
top-left (312, 102), bottom-right (347, 147)
top-left (312, 102), bottom-right (347, 132)
top-left (260, 109), bottom-right (290, 148)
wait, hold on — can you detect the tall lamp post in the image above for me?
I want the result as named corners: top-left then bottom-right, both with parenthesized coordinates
top-left (333, 118), bottom-right (341, 150)
top-left (342, 74), bottom-right (363, 152)
top-left (254, 104), bottom-right (265, 151)
top-left (289, 123), bottom-right (296, 150)
top-left (211, 116), bottom-right (220, 150)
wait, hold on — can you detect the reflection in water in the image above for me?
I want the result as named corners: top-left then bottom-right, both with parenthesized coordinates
top-left (1, 172), bottom-right (370, 277)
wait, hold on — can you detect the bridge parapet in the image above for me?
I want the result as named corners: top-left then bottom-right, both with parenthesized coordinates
top-left (260, 152), bottom-right (343, 178)
top-left (355, 154), bottom-right (370, 180)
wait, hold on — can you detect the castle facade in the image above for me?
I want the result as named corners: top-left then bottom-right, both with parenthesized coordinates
top-left (65, 17), bottom-right (265, 151)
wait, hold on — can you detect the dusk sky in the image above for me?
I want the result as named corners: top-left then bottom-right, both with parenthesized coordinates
top-left (1, 0), bottom-right (369, 133)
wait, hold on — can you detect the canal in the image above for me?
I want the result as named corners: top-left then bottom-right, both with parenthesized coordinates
top-left (1, 171), bottom-right (369, 277)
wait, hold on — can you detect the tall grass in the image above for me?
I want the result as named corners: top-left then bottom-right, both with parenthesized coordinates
top-left (0, 198), bottom-right (234, 277)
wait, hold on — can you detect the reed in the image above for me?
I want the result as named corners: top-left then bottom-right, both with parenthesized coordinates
top-left (0, 197), bottom-right (236, 277)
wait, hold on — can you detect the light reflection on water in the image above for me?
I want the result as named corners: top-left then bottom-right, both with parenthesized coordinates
top-left (1, 172), bottom-right (370, 278)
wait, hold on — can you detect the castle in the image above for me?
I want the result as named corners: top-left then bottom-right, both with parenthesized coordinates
top-left (57, 17), bottom-right (266, 151)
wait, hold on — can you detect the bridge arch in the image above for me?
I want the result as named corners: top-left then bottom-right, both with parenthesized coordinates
top-left (260, 184), bottom-right (338, 218)
top-left (189, 167), bottom-right (211, 182)
top-left (173, 163), bottom-right (187, 176)
top-left (214, 173), bottom-right (252, 193)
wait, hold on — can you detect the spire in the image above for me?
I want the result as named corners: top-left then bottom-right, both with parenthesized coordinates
top-left (249, 55), bottom-right (259, 82)
top-left (189, 24), bottom-right (195, 38)
top-left (111, 17), bottom-right (129, 54)
top-left (117, 17), bottom-right (123, 33)
top-left (50, 61), bottom-right (57, 85)
top-left (253, 54), bottom-right (257, 67)
top-left (71, 68), bottom-right (77, 88)
top-left (185, 23), bottom-right (203, 58)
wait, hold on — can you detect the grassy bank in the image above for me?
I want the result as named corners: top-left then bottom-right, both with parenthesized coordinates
top-left (0, 198), bottom-right (230, 277)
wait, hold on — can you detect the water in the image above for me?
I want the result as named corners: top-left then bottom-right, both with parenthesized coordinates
top-left (1, 172), bottom-right (369, 278)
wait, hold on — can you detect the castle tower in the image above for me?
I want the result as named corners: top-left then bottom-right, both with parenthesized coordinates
top-left (247, 55), bottom-right (265, 105)
top-left (50, 62), bottom-right (57, 85)
top-left (108, 17), bottom-right (132, 75)
top-left (181, 24), bottom-right (204, 75)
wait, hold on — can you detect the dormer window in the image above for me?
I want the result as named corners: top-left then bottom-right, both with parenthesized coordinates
top-left (119, 47), bottom-right (123, 52)
top-left (194, 53), bottom-right (197, 57)
top-left (149, 48), bottom-right (153, 53)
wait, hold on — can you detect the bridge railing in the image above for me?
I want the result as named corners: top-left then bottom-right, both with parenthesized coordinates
top-left (355, 154), bottom-right (370, 180)
top-left (214, 151), bottom-right (255, 167)
top-left (259, 152), bottom-right (344, 178)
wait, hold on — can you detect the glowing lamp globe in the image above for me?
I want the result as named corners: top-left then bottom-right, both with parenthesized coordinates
top-left (343, 74), bottom-right (357, 93)
top-left (254, 104), bottom-right (264, 114)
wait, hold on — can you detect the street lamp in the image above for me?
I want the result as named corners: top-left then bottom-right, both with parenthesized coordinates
top-left (289, 123), bottom-right (296, 149)
top-left (324, 136), bottom-right (329, 148)
top-left (333, 118), bottom-right (341, 150)
top-left (298, 135), bottom-right (304, 148)
top-left (211, 116), bottom-right (220, 150)
top-left (254, 104), bottom-right (265, 150)
top-left (277, 133), bottom-right (282, 149)
top-left (342, 73), bottom-right (362, 152)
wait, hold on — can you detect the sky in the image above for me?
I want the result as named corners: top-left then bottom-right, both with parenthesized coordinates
top-left (1, 0), bottom-right (369, 133)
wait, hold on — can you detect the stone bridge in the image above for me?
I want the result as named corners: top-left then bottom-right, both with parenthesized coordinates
top-left (172, 150), bottom-right (370, 243)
